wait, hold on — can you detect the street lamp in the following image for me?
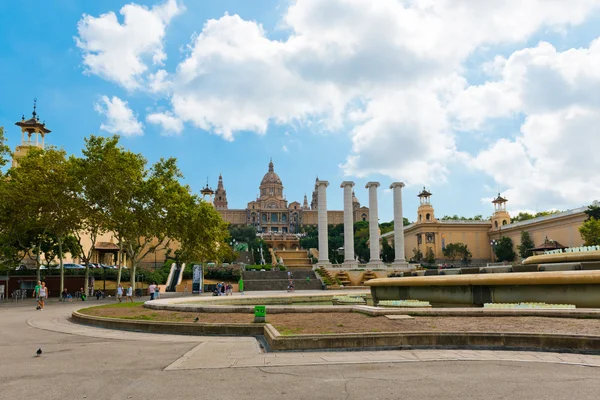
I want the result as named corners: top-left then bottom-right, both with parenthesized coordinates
top-left (490, 239), bottom-right (498, 263)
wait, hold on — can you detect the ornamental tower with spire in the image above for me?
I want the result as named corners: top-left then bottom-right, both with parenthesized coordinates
top-left (214, 174), bottom-right (228, 210)
top-left (13, 99), bottom-right (51, 167)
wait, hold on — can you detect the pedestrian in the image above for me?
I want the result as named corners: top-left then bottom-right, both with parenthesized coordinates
top-left (155, 285), bottom-right (160, 300)
top-left (306, 276), bottom-right (310, 285)
top-left (126, 284), bottom-right (133, 303)
top-left (184, 283), bottom-right (188, 294)
top-left (33, 280), bottom-right (42, 310)
top-left (148, 282), bottom-right (156, 300)
top-left (116, 284), bottom-right (123, 303)
top-left (38, 282), bottom-right (48, 310)
top-left (220, 282), bottom-right (225, 296)
top-left (80, 287), bottom-right (87, 301)
top-left (227, 283), bottom-right (233, 296)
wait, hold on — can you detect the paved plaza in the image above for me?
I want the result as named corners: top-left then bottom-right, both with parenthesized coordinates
top-left (2, 293), bottom-right (600, 399)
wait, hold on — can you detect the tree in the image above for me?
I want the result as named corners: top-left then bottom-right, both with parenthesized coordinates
top-left (579, 218), bottom-right (600, 246)
top-left (511, 210), bottom-right (561, 223)
top-left (0, 127), bottom-right (10, 169)
top-left (381, 239), bottom-right (394, 262)
top-left (411, 248), bottom-right (423, 263)
top-left (424, 247), bottom-right (436, 265)
top-left (517, 231), bottom-right (535, 259)
top-left (442, 242), bottom-right (472, 264)
top-left (441, 215), bottom-right (483, 221)
top-left (494, 236), bottom-right (516, 262)
top-left (584, 203), bottom-right (600, 221)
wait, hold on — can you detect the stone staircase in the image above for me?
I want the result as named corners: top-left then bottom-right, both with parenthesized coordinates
top-left (274, 249), bottom-right (313, 268)
top-left (242, 269), bottom-right (323, 291)
top-left (360, 270), bottom-right (377, 285)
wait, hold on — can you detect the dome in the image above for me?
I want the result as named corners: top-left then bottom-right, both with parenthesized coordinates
top-left (260, 159), bottom-right (282, 186)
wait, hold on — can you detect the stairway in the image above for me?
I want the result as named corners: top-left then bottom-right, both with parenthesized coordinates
top-left (274, 249), bottom-right (313, 268)
top-left (242, 269), bottom-right (323, 291)
top-left (335, 271), bottom-right (351, 286)
top-left (360, 270), bottom-right (377, 285)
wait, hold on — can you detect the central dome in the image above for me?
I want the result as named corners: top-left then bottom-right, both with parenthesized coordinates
top-left (260, 159), bottom-right (282, 186)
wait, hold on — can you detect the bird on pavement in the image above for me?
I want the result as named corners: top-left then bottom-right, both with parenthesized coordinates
top-left (35, 348), bottom-right (42, 357)
top-left (193, 317), bottom-right (199, 322)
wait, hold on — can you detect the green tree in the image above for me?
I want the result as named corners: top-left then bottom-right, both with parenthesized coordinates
top-left (0, 127), bottom-right (10, 169)
top-left (424, 247), bottom-right (436, 265)
top-left (517, 231), bottom-right (535, 259)
top-left (442, 242), bottom-right (472, 263)
top-left (381, 238), bottom-right (394, 262)
top-left (584, 203), bottom-right (600, 221)
top-left (579, 218), bottom-right (600, 246)
top-left (411, 248), bottom-right (423, 262)
top-left (441, 215), bottom-right (483, 221)
top-left (494, 236), bottom-right (516, 262)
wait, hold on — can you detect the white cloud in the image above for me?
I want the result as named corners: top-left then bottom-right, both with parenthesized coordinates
top-left (459, 38), bottom-right (600, 209)
top-left (75, 0), bottom-right (184, 89)
top-left (146, 112), bottom-right (183, 135)
top-left (95, 96), bottom-right (144, 136)
top-left (79, 0), bottom-right (600, 209)
top-left (282, 145), bottom-right (289, 153)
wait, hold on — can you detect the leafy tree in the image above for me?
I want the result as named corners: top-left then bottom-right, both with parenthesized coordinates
top-left (424, 247), bottom-right (436, 265)
top-left (579, 218), bottom-right (600, 246)
top-left (511, 210), bottom-right (561, 223)
top-left (0, 127), bottom-right (10, 169)
top-left (442, 242), bottom-right (472, 263)
top-left (584, 203), bottom-right (600, 221)
top-left (381, 239), bottom-right (394, 262)
top-left (517, 231), bottom-right (535, 259)
top-left (411, 248), bottom-right (423, 262)
top-left (494, 236), bottom-right (516, 262)
top-left (441, 215), bottom-right (483, 221)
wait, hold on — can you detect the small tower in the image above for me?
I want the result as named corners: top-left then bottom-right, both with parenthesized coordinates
top-left (200, 178), bottom-right (215, 205)
top-left (352, 190), bottom-right (360, 210)
top-left (302, 194), bottom-right (309, 210)
top-left (214, 174), bottom-right (228, 210)
top-left (417, 187), bottom-right (435, 223)
top-left (13, 99), bottom-right (51, 167)
top-left (491, 193), bottom-right (510, 230)
top-left (310, 176), bottom-right (319, 210)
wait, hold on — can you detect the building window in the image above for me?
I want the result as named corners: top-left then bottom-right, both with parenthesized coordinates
top-left (362, 214), bottom-right (367, 221)
top-left (502, 220), bottom-right (507, 225)
top-left (282, 214), bottom-right (287, 222)
top-left (282, 227), bottom-right (288, 233)
top-left (271, 227), bottom-right (279, 233)
top-left (417, 234), bottom-right (422, 245)
top-left (426, 233), bottom-right (434, 243)
top-left (494, 220), bottom-right (498, 228)
top-left (426, 213), bottom-right (430, 221)
top-left (262, 214), bottom-right (267, 223)
top-left (419, 214), bottom-right (422, 221)
top-left (271, 213), bottom-right (278, 222)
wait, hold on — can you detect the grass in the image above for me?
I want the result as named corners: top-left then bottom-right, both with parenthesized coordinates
top-left (276, 326), bottom-right (304, 336)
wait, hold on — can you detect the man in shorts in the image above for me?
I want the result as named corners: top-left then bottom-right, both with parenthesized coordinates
top-left (33, 280), bottom-right (42, 310)
top-left (116, 284), bottom-right (123, 303)
top-left (126, 284), bottom-right (133, 303)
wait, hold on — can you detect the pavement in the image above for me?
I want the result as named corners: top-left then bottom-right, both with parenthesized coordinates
top-left (2, 293), bottom-right (600, 399)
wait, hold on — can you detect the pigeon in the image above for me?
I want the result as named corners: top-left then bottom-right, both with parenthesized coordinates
top-left (193, 317), bottom-right (199, 322)
top-left (35, 348), bottom-right (42, 357)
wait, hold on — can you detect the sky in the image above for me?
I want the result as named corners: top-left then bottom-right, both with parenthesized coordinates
top-left (1, 0), bottom-right (600, 222)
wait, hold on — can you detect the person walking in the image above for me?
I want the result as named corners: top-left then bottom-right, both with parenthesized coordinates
top-left (116, 284), bottom-right (123, 303)
top-left (154, 285), bottom-right (160, 300)
top-left (148, 282), bottom-right (156, 300)
top-left (38, 282), bottom-right (48, 310)
top-left (220, 282), bottom-right (225, 296)
top-left (126, 284), bottom-right (133, 303)
top-left (33, 280), bottom-right (42, 310)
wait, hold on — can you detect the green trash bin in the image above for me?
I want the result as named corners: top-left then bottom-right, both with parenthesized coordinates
top-left (254, 305), bottom-right (266, 323)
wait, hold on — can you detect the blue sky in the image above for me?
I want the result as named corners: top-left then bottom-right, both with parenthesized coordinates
top-left (2, 0), bottom-right (600, 222)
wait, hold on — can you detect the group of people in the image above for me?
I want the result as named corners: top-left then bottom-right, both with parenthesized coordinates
top-left (116, 284), bottom-right (134, 303)
top-left (148, 282), bottom-right (160, 300)
top-left (213, 282), bottom-right (233, 296)
top-left (287, 271), bottom-right (295, 292)
top-left (33, 281), bottom-right (48, 310)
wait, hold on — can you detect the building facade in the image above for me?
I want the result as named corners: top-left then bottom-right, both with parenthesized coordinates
top-left (215, 159), bottom-right (369, 233)
top-left (382, 188), bottom-right (590, 264)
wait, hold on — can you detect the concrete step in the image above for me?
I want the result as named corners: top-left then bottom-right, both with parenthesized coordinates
top-left (244, 279), bottom-right (323, 291)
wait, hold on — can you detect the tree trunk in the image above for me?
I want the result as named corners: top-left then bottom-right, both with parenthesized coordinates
top-left (130, 262), bottom-right (137, 291)
top-left (36, 240), bottom-right (42, 282)
top-left (116, 250), bottom-right (122, 290)
top-left (84, 264), bottom-right (89, 297)
top-left (58, 237), bottom-right (64, 298)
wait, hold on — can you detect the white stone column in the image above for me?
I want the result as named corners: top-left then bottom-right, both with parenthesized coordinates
top-left (317, 180), bottom-right (331, 266)
top-left (366, 182), bottom-right (383, 267)
top-left (390, 182), bottom-right (408, 267)
top-left (341, 181), bottom-right (358, 267)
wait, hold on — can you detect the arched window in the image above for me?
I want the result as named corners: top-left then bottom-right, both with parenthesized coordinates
top-left (502, 220), bottom-right (507, 225)
top-left (262, 214), bottom-right (267, 223)
top-left (426, 213), bottom-right (430, 221)
top-left (362, 214), bottom-right (367, 221)
top-left (419, 214), bottom-right (422, 221)
top-left (282, 214), bottom-right (287, 222)
top-left (494, 220), bottom-right (498, 228)
top-left (271, 213), bottom-right (278, 222)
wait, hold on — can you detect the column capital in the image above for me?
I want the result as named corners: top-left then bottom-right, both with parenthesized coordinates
top-left (390, 182), bottom-right (405, 189)
top-left (365, 181), bottom-right (380, 189)
top-left (316, 180), bottom-right (329, 188)
top-left (340, 181), bottom-right (355, 188)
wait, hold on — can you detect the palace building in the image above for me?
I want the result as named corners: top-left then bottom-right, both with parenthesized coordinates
top-left (382, 187), bottom-right (590, 264)
top-left (214, 159), bottom-right (370, 250)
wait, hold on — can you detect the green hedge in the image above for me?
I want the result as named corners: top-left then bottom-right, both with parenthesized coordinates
top-left (244, 264), bottom-right (286, 271)
top-left (204, 265), bottom-right (242, 281)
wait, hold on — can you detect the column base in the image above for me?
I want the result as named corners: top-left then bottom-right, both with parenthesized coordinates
top-left (367, 260), bottom-right (386, 268)
top-left (315, 261), bottom-right (331, 268)
top-left (391, 260), bottom-right (409, 268)
top-left (342, 260), bottom-right (359, 269)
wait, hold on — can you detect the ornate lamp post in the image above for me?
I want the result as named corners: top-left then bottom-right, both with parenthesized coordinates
top-left (490, 239), bottom-right (498, 262)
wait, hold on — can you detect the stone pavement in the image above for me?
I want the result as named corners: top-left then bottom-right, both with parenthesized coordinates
top-left (3, 293), bottom-right (600, 399)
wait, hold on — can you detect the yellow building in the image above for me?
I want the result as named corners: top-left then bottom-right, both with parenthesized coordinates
top-left (382, 187), bottom-right (590, 265)
top-left (215, 159), bottom-right (369, 250)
